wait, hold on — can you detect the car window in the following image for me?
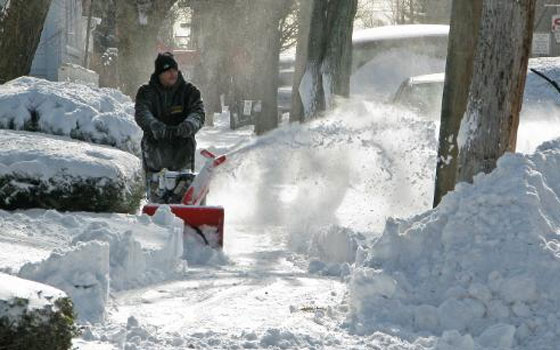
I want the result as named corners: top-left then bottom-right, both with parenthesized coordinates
top-left (394, 80), bottom-right (444, 119)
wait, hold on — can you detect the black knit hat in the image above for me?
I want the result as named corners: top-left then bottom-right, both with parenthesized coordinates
top-left (154, 52), bottom-right (178, 75)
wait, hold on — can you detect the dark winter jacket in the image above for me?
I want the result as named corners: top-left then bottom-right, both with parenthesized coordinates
top-left (135, 72), bottom-right (205, 172)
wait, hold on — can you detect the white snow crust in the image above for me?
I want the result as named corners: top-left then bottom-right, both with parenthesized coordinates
top-left (0, 272), bottom-right (66, 316)
top-left (0, 130), bottom-right (140, 180)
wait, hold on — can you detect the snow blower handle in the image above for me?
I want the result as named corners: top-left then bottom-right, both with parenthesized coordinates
top-left (181, 149), bottom-right (227, 205)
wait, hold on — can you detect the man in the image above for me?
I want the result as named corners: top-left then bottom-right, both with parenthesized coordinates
top-left (135, 52), bottom-right (205, 202)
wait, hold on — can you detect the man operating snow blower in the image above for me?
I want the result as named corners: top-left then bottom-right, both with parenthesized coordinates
top-left (135, 52), bottom-right (226, 249)
top-left (134, 52), bottom-right (205, 203)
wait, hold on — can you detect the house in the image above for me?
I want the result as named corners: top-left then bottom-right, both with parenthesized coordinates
top-left (30, 0), bottom-right (98, 86)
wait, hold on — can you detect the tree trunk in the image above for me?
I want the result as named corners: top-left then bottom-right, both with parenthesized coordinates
top-left (115, 0), bottom-right (176, 98)
top-left (290, 0), bottom-right (314, 123)
top-left (321, 0), bottom-right (357, 109)
top-left (253, 0), bottom-right (284, 135)
top-left (92, 0), bottom-right (119, 88)
top-left (0, 0), bottom-right (53, 84)
top-left (456, 0), bottom-right (536, 183)
top-left (299, 0), bottom-right (328, 119)
top-left (432, 0), bottom-right (482, 207)
top-left (191, 0), bottom-right (240, 126)
top-left (295, 0), bottom-right (357, 121)
top-left (191, 1), bottom-right (220, 125)
top-left (423, 0), bottom-right (452, 24)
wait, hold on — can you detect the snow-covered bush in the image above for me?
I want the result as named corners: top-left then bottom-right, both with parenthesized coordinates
top-left (349, 143), bottom-right (560, 349)
top-left (0, 130), bottom-right (144, 213)
top-left (0, 273), bottom-right (79, 350)
top-left (0, 77), bottom-right (141, 156)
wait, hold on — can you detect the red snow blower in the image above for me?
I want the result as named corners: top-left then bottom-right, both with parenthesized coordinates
top-left (142, 149), bottom-right (227, 249)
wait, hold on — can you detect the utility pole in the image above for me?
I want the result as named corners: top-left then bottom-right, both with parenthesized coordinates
top-left (84, 0), bottom-right (94, 68)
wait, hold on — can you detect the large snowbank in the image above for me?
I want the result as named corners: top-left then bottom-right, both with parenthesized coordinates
top-left (0, 129), bottom-right (144, 213)
top-left (0, 77), bottom-right (141, 155)
top-left (348, 139), bottom-right (560, 349)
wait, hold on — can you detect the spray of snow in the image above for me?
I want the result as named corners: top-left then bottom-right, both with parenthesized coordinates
top-left (210, 99), bottom-right (438, 264)
top-left (517, 108), bottom-right (560, 153)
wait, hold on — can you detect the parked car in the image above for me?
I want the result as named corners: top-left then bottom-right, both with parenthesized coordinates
top-left (392, 57), bottom-right (560, 120)
top-left (391, 72), bottom-right (444, 120)
top-left (350, 24), bottom-right (449, 101)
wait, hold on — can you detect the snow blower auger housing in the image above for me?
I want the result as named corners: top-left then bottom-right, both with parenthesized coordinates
top-left (142, 149), bottom-right (227, 249)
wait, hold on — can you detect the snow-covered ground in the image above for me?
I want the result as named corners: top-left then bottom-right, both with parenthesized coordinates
top-left (1, 78), bottom-right (560, 349)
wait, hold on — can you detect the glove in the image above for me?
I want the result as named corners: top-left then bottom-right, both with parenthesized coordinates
top-left (164, 126), bottom-right (177, 139)
top-left (176, 120), bottom-right (195, 138)
top-left (150, 120), bottom-right (166, 140)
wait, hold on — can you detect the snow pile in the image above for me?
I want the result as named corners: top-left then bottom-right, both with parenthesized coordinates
top-left (19, 241), bottom-right (110, 323)
top-left (0, 130), bottom-right (144, 213)
top-left (306, 225), bottom-right (361, 277)
top-left (5, 207), bottom-right (187, 322)
top-left (78, 316), bottom-right (336, 350)
top-left (72, 207), bottom-right (185, 291)
top-left (183, 226), bottom-right (229, 266)
top-left (349, 142), bottom-right (560, 349)
top-left (0, 77), bottom-right (141, 155)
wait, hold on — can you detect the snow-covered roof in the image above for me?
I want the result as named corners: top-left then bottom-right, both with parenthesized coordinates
top-left (352, 24), bottom-right (449, 45)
